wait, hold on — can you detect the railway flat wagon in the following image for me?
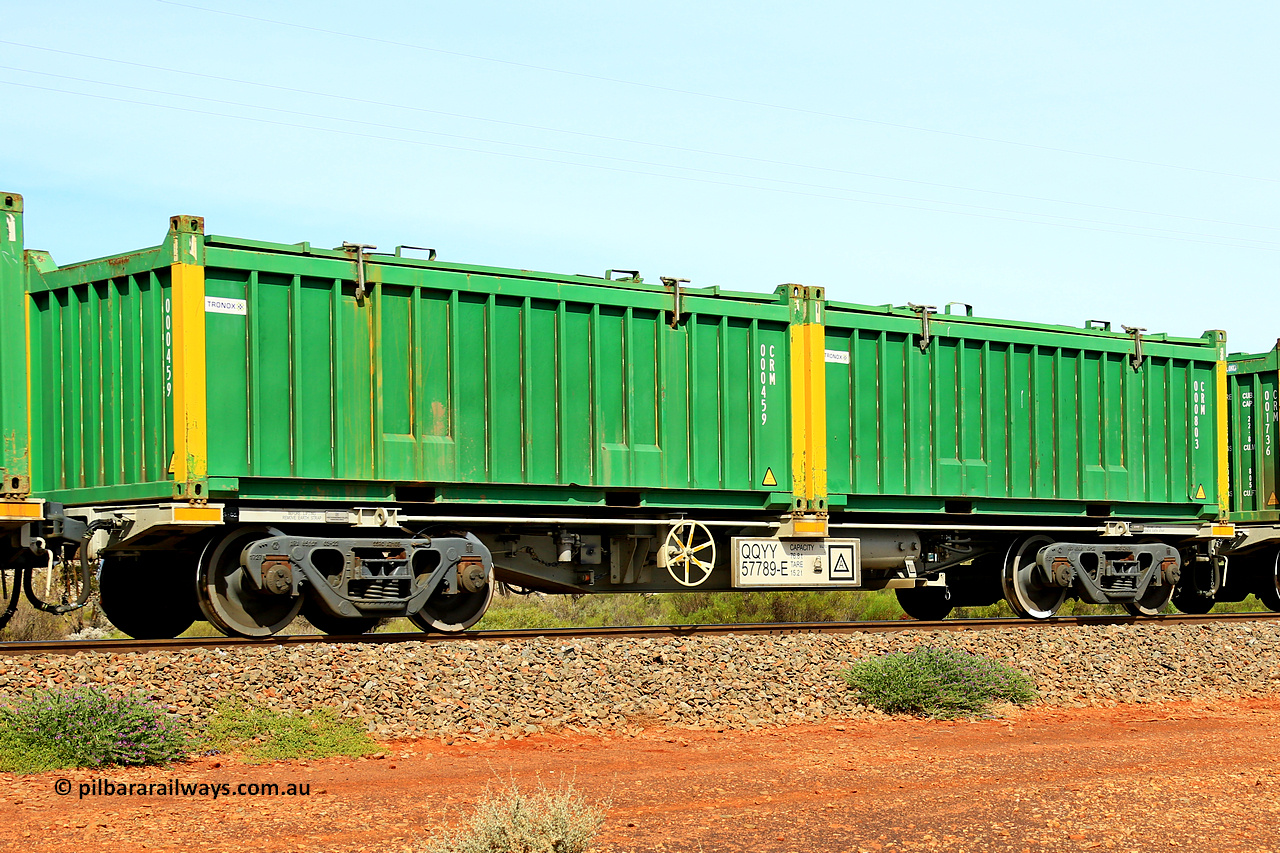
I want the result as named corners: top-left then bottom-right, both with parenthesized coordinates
top-left (0, 193), bottom-right (1249, 638)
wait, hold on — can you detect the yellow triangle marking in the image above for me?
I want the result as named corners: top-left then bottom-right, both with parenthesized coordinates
top-left (761, 467), bottom-right (778, 488)
top-left (1268, 492), bottom-right (1278, 507)
top-left (1194, 484), bottom-right (1206, 501)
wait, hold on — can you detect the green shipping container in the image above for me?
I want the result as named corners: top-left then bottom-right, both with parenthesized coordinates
top-left (820, 300), bottom-right (1227, 520)
top-left (1226, 344), bottom-right (1280, 522)
top-left (17, 209), bottom-right (800, 512)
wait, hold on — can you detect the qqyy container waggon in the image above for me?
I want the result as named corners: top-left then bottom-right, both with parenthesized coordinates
top-left (4, 194), bottom-right (809, 638)
top-left (0, 193), bottom-right (1242, 638)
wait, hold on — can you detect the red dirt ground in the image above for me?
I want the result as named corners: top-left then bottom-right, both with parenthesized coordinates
top-left (1, 697), bottom-right (1279, 853)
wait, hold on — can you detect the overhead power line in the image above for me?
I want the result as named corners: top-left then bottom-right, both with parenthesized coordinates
top-left (3, 39), bottom-right (1276, 236)
top-left (4, 65), bottom-right (1278, 247)
top-left (154, 0), bottom-right (1280, 185)
top-left (3, 77), bottom-right (1276, 255)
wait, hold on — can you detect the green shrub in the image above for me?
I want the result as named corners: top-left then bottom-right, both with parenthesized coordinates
top-left (423, 780), bottom-right (606, 853)
top-left (0, 687), bottom-right (190, 772)
top-left (204, 701), bottom-right (380, 763)
top-left (844, 647), bottom-right (1038, 719)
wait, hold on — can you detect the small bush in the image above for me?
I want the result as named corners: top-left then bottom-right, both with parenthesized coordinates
top-left (0, 687), bottom-right (190, 772)
top-left (423, 780), bottom-right (606, 853)
top-left (204, 701), bottom-right (380, 763)
top-left (844, 647), bottom-right (1038, 719)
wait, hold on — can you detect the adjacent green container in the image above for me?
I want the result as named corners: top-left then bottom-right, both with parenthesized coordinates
top-left (1226, 343), bottom-right (1280, 522)
top-left (22, 213), bottom-right (798, 511)
top-left (821, 301), bottom-right (1226, 520)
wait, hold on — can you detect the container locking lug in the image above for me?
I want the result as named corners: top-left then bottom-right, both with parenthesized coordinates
top-left (1102, 520), bottom-right (1133, 537)
top-left (0, 472), bottom-right (29, 498)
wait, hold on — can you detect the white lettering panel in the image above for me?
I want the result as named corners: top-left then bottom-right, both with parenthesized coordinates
top-left (732, 538), bottom-right (862, 588)
top-left (205, 296), bottom-right (248, 315)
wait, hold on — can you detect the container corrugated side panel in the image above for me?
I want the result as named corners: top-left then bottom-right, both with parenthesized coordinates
top-left (202, 242), bottom-right (793, 506)
top-left (824, 305), bottom-right (1221, 519)
top-left (1226, 345), bottom-right (1280, 521)
top-left (26, 254), bottom-right (173, 502)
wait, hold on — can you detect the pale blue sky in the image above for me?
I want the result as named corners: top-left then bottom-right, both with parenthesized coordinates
top-left (5, 1), bottom-right (1277, 352)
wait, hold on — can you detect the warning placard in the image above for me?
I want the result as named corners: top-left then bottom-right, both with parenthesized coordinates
top-left (761, 468), bottom-right (778, 487)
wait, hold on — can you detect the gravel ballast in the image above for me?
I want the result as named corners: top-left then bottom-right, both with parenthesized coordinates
top-left (1, 622), bottom-right (1278, 740)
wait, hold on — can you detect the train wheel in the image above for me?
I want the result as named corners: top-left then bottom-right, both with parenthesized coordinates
top-left (664, 521), bottom-right (716, 587)
top-left (1256, 549), bottom-right (1280, 612)
top-left (0, 546), bottom-right (23, 634)
top-left (300, 596), bottom-right (378, 636)
top-left (1001, 535), bottom-right (1065, 619)
top-left (409, 574), bottom-right (493, 633)
top-left (1171, 584), bottom-right (1214, 614)
top-left (895, 586), bottom-right (953, 621)
top-left (99, 552), bottom-right (200, 639)
top-left (1123, 582), bottom-right (1174, 617)
top-left (197, 527), bottom-right (302, 638)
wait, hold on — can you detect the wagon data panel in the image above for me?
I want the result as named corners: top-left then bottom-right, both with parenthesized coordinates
top-left (731, 538), bottom-right (861, 588)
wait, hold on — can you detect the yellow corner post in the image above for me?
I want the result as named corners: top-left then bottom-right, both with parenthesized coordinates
top-left (1216, 357), bottom-right (1229, 517)
top-left (168, 215), bottom-right (208, 501)
top-left (789, 287), bottom-right (827, 513)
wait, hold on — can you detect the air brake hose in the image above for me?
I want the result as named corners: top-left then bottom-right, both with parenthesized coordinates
top-left (23, 519), bottom-right (115, 615)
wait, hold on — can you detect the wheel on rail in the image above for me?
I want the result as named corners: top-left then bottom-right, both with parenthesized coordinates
top-left (1001, 535), bottom-right (1065, 620)
top-left (197, 526), bottom-right (302, 638)
top-left (300, 596), bottom-right (379, 636)
top-left (409, 572), bottom-right (494, 634)
top-left (1254, 549), bottom-right (1280, 612)
top-left (99, 551), bottom-right (201, 639)
top-left (947, 557), bottom-right (1006, 609)
top-left (1171, 584), bottom-right (1215, 615)
top-left (1123, 581), bottom-right (1174, 617)
top-left (663, 521), bottom-right (716, 588)
top-left (895, 586), bottom-right (953, 621)
top-left (0, 545), bottom-right (25, 634)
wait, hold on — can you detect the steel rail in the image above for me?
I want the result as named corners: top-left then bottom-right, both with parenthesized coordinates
top-left (2, 611), bottom-right (1278, 657)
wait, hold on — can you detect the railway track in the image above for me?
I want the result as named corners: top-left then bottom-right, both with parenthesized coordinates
top-left (3, 611), bottom-right (1279, 657)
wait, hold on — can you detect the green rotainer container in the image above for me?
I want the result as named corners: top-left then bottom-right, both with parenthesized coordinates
top-left (821, 300), bottom-right (1226, 521)
top-left (21, 214), bottom-right (799, 512)
top-left (1226, 343), bottom-right (1280, 523)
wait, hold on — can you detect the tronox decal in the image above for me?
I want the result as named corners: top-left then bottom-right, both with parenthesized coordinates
top-left (759, 343), bottom-right (777, 425)
top-left (205, 296), bottom-right (247, 315)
